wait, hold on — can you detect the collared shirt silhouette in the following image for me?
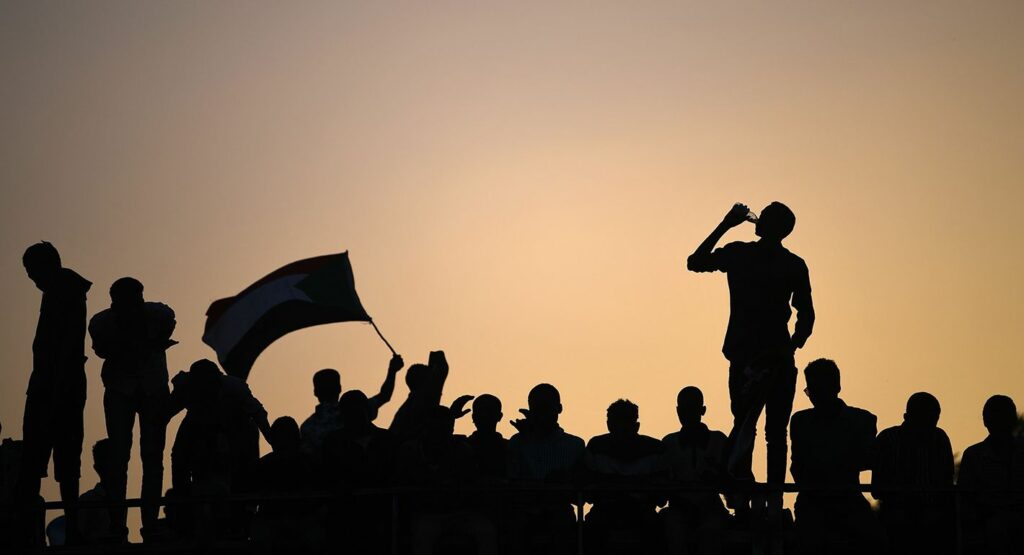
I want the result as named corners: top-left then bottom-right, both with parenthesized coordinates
top-left (88, 277), bottom-right (176, 535)
top-left (790, 359), bottom-right (880, 555)
top-left (687, 202), bottom-right (813, 512)
top-left (687, 203), bottom-right (813, 363)
top-left (17, 242), bottom-right (91, 547)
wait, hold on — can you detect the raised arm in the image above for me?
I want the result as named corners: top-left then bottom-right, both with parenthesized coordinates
top-left (687, 205), bottom-right (749, 272)
top-left (368, 354), bottom-right (404, 412)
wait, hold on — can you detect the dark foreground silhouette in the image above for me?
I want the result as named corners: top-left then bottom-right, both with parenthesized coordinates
top-left (3, 234), bottom-right (1022, 555)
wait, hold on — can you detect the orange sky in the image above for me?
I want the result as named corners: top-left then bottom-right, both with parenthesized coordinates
top-left (1, 1), bottom-right (1022, 522)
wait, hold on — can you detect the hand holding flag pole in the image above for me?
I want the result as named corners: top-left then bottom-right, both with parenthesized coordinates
top-left (369, 319), bottom-right (398, 357)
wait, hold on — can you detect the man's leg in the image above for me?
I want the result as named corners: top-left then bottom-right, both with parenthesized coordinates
top-left (763, 362), bottom-right (797, 511)
top-left (15, 392), bottom-right (52, 548)
top-left (726, 360), bottom-right (760, 483)
top-left (103, 388), bottom-right (137, 537)
top-left (137, 391), bottom-right (168, 531)
top-left (53, 392), bottom-right (85, 545)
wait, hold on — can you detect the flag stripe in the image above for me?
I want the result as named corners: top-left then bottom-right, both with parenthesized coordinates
top-left (202, 274), bottom-right (311, 356)
top-left (218, 299), bottom-right (370, 379)
top-left (205, 255), bottom-right (335, 324)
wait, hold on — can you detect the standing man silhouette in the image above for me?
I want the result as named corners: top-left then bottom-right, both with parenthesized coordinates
top-left (687, 202), bottom-right (814, 513)
top-left (88, 277), bottom-right (176, 538)
top-left (17, 242), bottom-right (92, 546)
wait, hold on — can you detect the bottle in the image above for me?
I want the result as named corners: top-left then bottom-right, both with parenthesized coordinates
top-left (733, 203), bottom-right (759, 223)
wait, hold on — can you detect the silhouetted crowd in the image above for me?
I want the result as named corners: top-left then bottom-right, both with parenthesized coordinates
top-left (2, 201), bottom-right (1023, 555)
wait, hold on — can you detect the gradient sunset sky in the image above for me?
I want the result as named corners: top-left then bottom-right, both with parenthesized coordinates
top-left (2, 1), bottom-right (1022, 509)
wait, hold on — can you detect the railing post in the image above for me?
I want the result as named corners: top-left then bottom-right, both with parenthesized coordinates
top-left (954, 487), bottom-right (964, 555)
top-left (576, 490), bottom-right (585, 555)
top-left (392, 492), bottom-right (400, 555)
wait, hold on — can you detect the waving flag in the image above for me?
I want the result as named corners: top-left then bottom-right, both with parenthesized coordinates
top-left (202, 252), bottom-right (371, 379)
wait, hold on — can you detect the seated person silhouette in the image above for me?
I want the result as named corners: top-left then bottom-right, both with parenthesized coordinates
top-left (790, 359), bottom-right (880, 555)
top-left (390, 351), bottom-right (450, 441)
top-left (252, 417), bottom-right (322, 553)
top-left (872, 392), bottom-right (954, 554)
top-left (75, 439), bottom-right (117, 546)
top-left (584, 399), bottom-right (663, 553)
top-left (661, 387), bottom-right (729, 555)
top-left (957, 395), bottom-right (1024, 555)
top-left (395, 405), bottom-right (495, 555)
top-left (507, 383), bottom-right (586, 555)
top-left (300, 354), bottom-right (403, 460)
top-left (467, 394), bottom-right (508, 481)
top-left (88, 277), bottom-right (176, 537)
top-left (323, 390), bottom-right (398, 554)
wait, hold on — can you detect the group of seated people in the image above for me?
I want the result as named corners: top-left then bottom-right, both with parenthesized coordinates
top-left (14, 354), bottom-right (1023, 555)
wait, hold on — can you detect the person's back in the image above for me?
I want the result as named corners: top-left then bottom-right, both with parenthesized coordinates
top-left (585, 400), bottom-right (663, 527)
top-left (957, 395), bottom-right (1024, 555)
top-left (790, 359), bottom-right (879, 555)
top-left (872, 392), bottom-right (954, 554)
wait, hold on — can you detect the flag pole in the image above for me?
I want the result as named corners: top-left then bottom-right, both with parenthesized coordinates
top-left (369, 319), bottom-right (398, 356)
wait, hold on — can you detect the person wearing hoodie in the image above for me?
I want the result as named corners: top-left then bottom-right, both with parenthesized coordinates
top-left (16, 242), bottom-right (92, 546)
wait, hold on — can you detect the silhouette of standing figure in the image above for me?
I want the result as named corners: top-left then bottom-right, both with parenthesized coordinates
top-left (88, 277), bottom-right (176, 538)
top-left (16, 242), bottom-right (91, 546)
top-left (687, 202), bottom-right (814, 512)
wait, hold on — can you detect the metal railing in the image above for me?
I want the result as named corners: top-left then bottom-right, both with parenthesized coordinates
top-left (4, 482), bottom-right (1011, 555)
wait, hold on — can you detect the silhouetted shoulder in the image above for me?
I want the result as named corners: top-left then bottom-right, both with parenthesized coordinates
top-left (790, 407), bottom-right (814, 427)
top-left (55, 268), bottom-right (92, 299)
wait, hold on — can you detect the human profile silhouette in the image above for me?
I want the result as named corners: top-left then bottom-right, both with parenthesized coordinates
top-left (16, 242), bottom-right (91, 547)
top-left (687, 202), bottom-right (814, 514)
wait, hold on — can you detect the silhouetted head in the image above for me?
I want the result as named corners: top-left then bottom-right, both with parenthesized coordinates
top-left (606, 399), bottom-right (640, 436)
top-left (109, 277), bottom-right (145, 314)
top-left (22, 241), bottom-right (62, 291)
top-left (188, 358), bottom-right (223, 397)
top-left (472, 394), bottom-right (502, 432)
top-left (339, 389), bottom-right (371, 428)
top-left (527, 383), bottom-right (562, 430)
top-left (754, 202), bottom-right (796, 242)
top-left (676, 386), bottom-right (706, 428)
top-left (804, 358), bottom-right (841, 406)
top-left (423, 404), bottom-right (456, 445)
top-left (92, 438), bottom-right (115, 483)
top-left (982, 395), bottom-right (1017, 436)
top-left (312, 369), bottom-right (342, 404)
top-left (269, 416), bottom-right (301, 454)
top-left (405, 363), bottom-right (429, 391)
top-left (904, 392), bottom-right (941, 429)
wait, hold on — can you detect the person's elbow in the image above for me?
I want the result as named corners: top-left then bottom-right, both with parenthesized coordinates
top-left (686, 254), bottom-right (708, 272)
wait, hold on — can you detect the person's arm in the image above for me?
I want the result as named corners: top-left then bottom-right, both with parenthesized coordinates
top-left (790, 261), bottom-right (815, 350)
top-left (686, 205), bottom-right (749, 272)
top-left (368, 355), bottom-right (404, 414)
